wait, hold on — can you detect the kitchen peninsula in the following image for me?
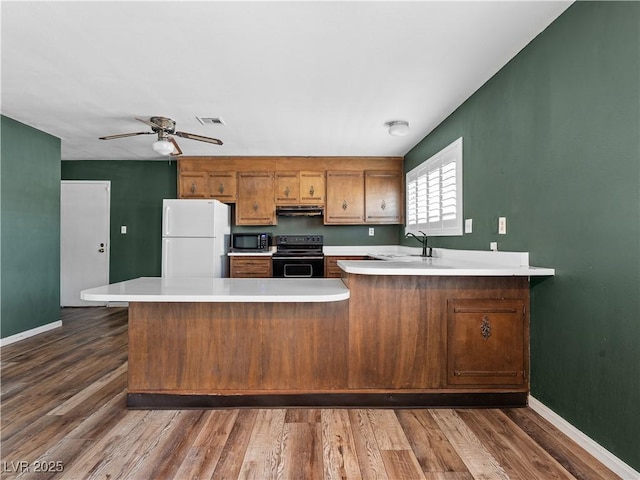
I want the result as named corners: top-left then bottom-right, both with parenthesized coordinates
top-left (81, 249), bottom-right (554, 409)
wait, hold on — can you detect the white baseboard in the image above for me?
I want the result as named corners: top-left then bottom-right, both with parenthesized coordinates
top-left (0, 320), bottom-right (63, 347)
top-left (528, 395), bottom-right (639, 480)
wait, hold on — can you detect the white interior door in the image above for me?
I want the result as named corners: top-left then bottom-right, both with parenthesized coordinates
top-left (61, 181), bottom-right (110, 306)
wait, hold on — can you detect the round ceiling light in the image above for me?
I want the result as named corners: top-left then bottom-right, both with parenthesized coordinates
top-left (387, 120), bottom-right (410, 137)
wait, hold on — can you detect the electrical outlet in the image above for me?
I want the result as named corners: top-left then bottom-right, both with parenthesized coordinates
top-left (490, 242), bottom-right (498, 251)
top-left (120, 225), bottom-right (127, 234)
top-left (465, 218), bottom-right (473, 233)
top-left (498, 217), bottom-right (507, 234)
top-left (368, 227), bottom-right (375, 236)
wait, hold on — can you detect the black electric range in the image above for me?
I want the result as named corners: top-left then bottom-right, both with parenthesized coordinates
top-left (272, 235), bottom-right (324, 278)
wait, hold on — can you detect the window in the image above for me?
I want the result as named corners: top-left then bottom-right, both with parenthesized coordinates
top-left (406, 137), bottom-right (463, 236)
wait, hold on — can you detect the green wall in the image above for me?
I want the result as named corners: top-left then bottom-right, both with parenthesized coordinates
top-left (404, 2), bottom-right (639, 470)
top-left (231, 214), bottom-right (400, 246)
top-left (61, 160), bottom-right (177, 282)
top-left (1, 116), bottom-right (61, 339)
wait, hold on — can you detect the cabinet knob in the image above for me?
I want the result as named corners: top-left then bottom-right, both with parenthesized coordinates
top-left (309, 185), bottom-right (315, 196)
top-left (480, 315), bottom-right (491, 340)
top-left (253, 201), bottom-right (258, 212)
top-left (284, 186), bottom-right (290, 197)
top-left (342, 200), bottom-right (348, 211)
top-left (190, 182), bottom-right (196, 194)
top-left (218, 183), bottom-right (225, 194)
top-left (381, 199), bottom-right (386, 211)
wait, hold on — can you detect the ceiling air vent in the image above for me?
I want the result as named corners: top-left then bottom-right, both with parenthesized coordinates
top-left (196, 116), bottom-right (225, 126)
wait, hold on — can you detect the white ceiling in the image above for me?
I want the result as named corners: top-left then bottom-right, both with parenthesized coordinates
top-left (1, 1), bottom-right (572, 161)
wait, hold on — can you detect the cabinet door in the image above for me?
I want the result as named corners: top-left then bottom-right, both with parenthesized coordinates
top-left (447, 298), bottom-right (526, 386)
top-left (299, 171), bottom-right (325, 204)
top-left (274, 172), bottom-right (300, 204)
top-left (325, 171), bottom-right (364, 224)
top-left (179, 172), bottom-right (208, 198)
top-left (365, 171), bottom-right (403, 224)
top-left (236, 172), bottom-right (276, 225)
top-left (209, 172), bottom-right (237, 202)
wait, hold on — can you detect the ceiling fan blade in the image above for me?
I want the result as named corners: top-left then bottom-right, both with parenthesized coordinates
top-left (174, 131), bottom-right (223, 145)
top-left (135, 117), bottom-right (161, 129)
top-left (169, 137), bottom-right (183, 156)
top-left (99, 131), bottom-right (153, 140)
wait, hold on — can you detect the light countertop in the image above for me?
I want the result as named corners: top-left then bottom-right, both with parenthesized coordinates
top-left (81, 277), bottom-right (350, 303)
top-left (339, 248), bottom-right (555, 277)
top-left (227, 248), bottom-right (275, 257)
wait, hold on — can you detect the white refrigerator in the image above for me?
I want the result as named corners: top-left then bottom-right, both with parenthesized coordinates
top-left (161, 199), bottom-right (230, 278)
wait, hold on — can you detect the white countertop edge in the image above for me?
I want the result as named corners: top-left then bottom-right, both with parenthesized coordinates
top-left (81, 277), bottom-right (350, 303)
top-left (227, 247), bottom-right (275, 257)
top-left (82, 293), bottom-right (350, 302)
top-left (337, 260), bottom-right (555, 277)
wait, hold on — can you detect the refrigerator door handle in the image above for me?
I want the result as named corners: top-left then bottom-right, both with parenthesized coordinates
top-left (162, 239), bottom-right (169, 277)
top-left (163, 206), bottom-right (170, 236)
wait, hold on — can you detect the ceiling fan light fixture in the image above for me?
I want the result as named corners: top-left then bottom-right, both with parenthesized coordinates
top-left (387, 120), bottom-right (410, 137)
top-left (152, 139), bottom-right (174, 156)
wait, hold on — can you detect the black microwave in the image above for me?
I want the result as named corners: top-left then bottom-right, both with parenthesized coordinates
top-left (230, 233), bottom-right (271, 251)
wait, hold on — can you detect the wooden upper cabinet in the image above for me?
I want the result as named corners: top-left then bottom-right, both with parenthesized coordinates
top-left (299, 171), bottom-right (325, 205)
top-left (236, 172), bottom-right (276, 225)
top-left (365, 170), bottom-right (403, 223)
top-left (208, 172), bottom-right (237, 202)
top-left (325, 171), bottom-right (365, 224)
top-left (179, 172), bottom-right (208, 198)
top-left (275, 172), bottom-right (301, 204)
top-left (447, 298), bottom-right (526, 387)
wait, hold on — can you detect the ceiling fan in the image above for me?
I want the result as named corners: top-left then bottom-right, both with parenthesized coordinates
top-left (99, 116), bottom-right (223, 156)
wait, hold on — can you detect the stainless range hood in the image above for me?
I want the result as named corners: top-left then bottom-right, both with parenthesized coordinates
top-left (276, 205), bottom-right (324, 217)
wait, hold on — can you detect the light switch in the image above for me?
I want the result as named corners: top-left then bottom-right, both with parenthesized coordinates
top-left (498, 217), bottom-right (507, 234)
top-left (465, 218), bottom-right (473, 233)
top-left (121, 225), bottom-right (127, 234)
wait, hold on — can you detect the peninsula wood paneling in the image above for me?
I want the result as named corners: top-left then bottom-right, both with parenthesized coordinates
top-left (128, 301), bottom-right (349, 393)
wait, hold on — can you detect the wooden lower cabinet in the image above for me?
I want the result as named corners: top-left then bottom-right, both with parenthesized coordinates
top-left (128, 301), bottom-right (349, 392)
top-left (230, 256), bottom-right (272, 278)
top-left (447, 298), bottom-right (526, 386)
top-left (127, 275), bottom-right (530, 408)
top-left (324, 255), bottom-right (367, 278)
top-left (346, 274), bottom-right (529, 392)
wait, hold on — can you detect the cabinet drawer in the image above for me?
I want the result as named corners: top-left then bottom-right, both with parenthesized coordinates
top-left (230, 257), bottom-right (272, 278)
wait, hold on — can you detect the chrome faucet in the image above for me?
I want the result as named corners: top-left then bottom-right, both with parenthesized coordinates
top-left (405, 231), bottom-right (431, 257)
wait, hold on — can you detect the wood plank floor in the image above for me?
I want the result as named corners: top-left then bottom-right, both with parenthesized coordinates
top-left (1, 307), bottom-right (620, 480)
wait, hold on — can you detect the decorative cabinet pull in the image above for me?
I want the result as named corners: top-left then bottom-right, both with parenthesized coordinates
top-left (342, 200), bottom-right (348, 211)
top-left (309, 185), bottom-right (315, 196)
top-left (218, 183), bottom-right (225, 194)
top-left (480, 315), bottom-right (491, 340)
top-left (190, 182), bottom-right (196, 194)
top-left (252, 201), bottom-right (259, 212)
top-left (284, 186), bottom-right (290, 197)
top-left (381, 199), bottom-right (386, 211)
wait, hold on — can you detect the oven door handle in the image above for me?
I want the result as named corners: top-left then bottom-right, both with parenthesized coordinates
top-left (273, 256), bottom-right (324, 260)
